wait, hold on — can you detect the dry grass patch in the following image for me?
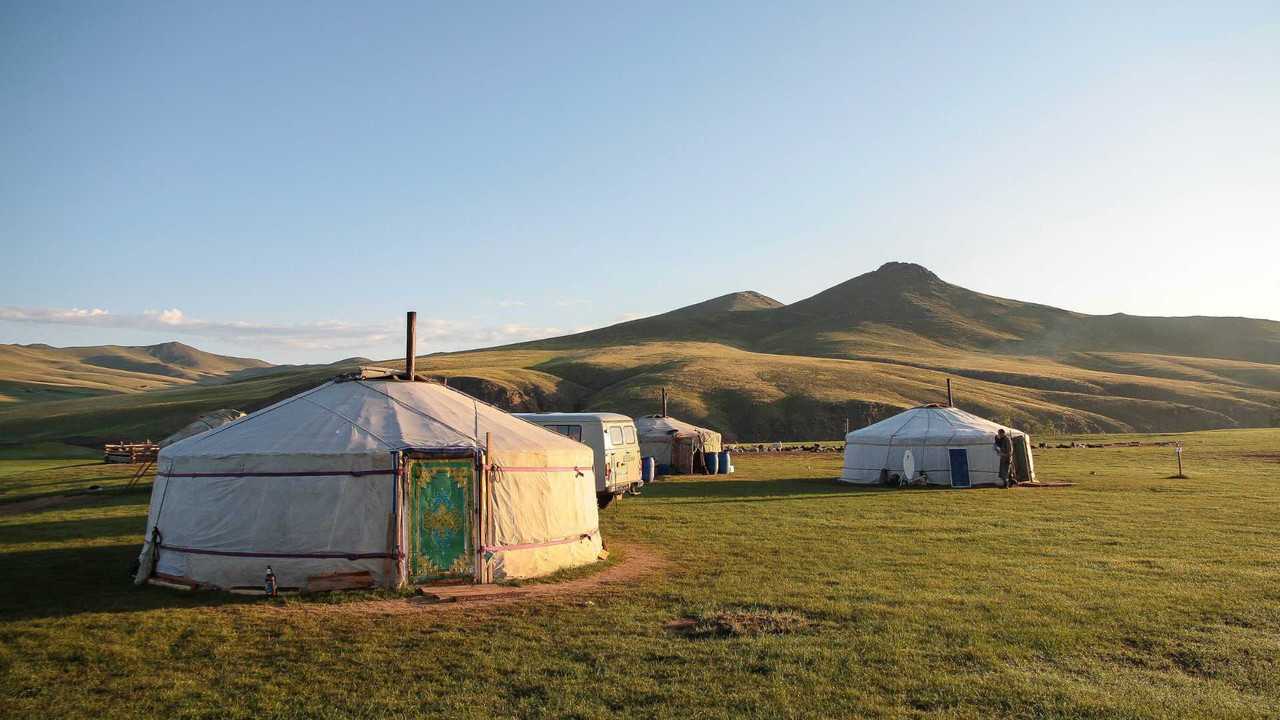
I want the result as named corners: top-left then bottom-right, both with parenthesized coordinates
top-left (667, 606), bottom-right (814, 639)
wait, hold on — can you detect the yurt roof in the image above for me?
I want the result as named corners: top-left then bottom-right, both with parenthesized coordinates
top-left (846, 405), bottom-right (1021, 446)
top-left (162, 376), bottom-right (588, 463)
top-left (635, 414), bottom-right (720, 439)
top-left (160, 408), bottom-right (245, 448)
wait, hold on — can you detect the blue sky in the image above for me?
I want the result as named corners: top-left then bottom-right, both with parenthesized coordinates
top-left (2, 2), bottom-right (1277, 363)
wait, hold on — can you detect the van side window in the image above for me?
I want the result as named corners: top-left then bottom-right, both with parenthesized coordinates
top-left (608, 426), bottom-right (623, 446)
top-left (623, 426), bottom-right (636, 445)
top-left (546, 424), bottom-right (583, 442)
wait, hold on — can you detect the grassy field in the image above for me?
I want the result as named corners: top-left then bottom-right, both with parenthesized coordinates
top-left (1, 429), bottom-right (1278, 719)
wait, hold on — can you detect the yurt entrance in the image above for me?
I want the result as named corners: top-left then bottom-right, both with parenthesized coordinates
top-left (948, 449), bottom-right (971, 488)
top-left (403, 450), bottom-right (477, 583)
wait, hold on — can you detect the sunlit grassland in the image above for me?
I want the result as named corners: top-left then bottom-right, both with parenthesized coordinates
top-left (5, 340), bottom-right (1279, 448)
top-left (0, 428), bottom-right (1277, 719)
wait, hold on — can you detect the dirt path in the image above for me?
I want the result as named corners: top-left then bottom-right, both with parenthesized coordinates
top-left (265, 544), bottom-right (667, 618)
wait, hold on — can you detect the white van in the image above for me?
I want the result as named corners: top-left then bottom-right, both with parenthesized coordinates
top-left (514, 412), bottom-right (641, 507)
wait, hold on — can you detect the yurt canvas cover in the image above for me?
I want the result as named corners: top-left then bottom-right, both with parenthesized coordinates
top-left (159, 408), bottom-right (245, 447)
top-left (635, 415), bottom-right (722, 474)
top-left (839, 405), bottom-right (1035, 488)
top-left (135, 371), bottom-right (602, 591)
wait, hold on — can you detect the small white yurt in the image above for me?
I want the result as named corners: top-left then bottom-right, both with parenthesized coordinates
top-left (635, 415), bottom-right (722, 474)
top-left (134, 368), bottom-right (602, 592)
top-left (159, 408), bottom-right (245, 447)
top-left (839, 405), bottom-right (1035, 488)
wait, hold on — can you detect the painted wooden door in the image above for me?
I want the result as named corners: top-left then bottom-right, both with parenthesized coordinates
top-left (406, 457), bottom-right (473, 582)
top-left (949, 449), bottom-right (971, 488)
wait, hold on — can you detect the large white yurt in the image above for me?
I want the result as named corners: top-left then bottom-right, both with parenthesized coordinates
top-left (134, 368), bottom-right (603, 592)
top-left (635, 415), bottom-right (722, 474)
top-left (839, 405), bottom-right (1035, 488)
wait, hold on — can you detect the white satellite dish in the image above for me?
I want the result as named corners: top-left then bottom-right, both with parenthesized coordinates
top-left (902, 449), bottom-right (915, 482)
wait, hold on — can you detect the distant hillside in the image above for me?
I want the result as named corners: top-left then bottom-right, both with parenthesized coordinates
top-left (3, 263), bottom-right (1279, 444)
top-left (0, 342), bottom-right (271, 405)
top-left (531, 262), bottom-right (1280, 365)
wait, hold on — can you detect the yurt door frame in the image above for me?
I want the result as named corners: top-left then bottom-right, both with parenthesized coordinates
top-left (399, 449), bottom-right (481, 584)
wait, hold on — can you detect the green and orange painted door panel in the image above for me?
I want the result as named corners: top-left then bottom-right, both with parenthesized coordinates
top-left (406, 457), bottom-right (474, 582)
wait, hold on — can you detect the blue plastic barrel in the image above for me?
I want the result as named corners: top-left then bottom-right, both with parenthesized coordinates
top-left (641, 456), bottom-right (656, 483)
top-left (718, 451), bottom-right (732, 474)
top-left (703, 452), bottom-right (719, 475)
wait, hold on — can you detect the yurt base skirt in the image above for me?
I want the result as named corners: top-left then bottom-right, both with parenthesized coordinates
top-left (153, 551), bottom-right (393, 592)
top-left (839, 443), bottom-right (1008, 489)
top-left (149, 534), bottom-right (606, 591)
top-left (836, 473), bottom-right (1005, 488)
top-left (487, 533), bottom-right (604, 580)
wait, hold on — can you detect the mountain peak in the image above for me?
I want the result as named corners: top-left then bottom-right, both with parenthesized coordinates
top-left (787, 261), bottom-right (949, 315)
top-left (871, 261), bottom-right (941, 282)
top-left (142, 341), bottom-right (270, 369)
top-left (147, 340), bottom-right (197, 353)
top-left (669, 290), bottom-right (784, 316)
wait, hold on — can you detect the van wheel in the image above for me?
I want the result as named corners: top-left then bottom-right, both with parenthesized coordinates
top-left (597, 493), bottom-right (616, 509)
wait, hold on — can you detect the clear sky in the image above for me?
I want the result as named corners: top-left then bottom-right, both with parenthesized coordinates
top-left (3, 2), bottom-right (1277, 364)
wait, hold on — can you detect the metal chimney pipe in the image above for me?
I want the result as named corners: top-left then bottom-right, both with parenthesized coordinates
top-left (405, 311), bottom-right (417, 380)
top-left (946, 378), bottom-right (953, 407)
top-left (661, 387), bottom-right (667, 416)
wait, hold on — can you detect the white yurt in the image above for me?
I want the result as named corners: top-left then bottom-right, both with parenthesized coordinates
top-left (839, 405), bottom-right (1035, 488)
top-left (635, 415), bottom-right (722, 474)
top-left (134, 368), bottom-right (602, 592)
top-left (159, 408), bottom-right (245, 447)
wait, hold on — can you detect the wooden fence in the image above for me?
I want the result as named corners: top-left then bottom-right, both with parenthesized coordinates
top-left (103, 442), bottom-right (159, 464)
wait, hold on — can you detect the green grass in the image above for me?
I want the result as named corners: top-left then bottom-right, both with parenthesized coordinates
top-left (0, 460), bottom-right (147, 501)
top-left (0, 441), bottom-right (99, 461)
top-left (1, 429), bottom-right (1278, 718)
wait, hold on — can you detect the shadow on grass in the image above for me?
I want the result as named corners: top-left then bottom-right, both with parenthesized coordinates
top-left (641, 477), bottom-right (898, 504)
top-left (0, 543), bottom-right (257, 621)
top-left (0, 486), bottom-right (152, 519)
top-left (0, 477), bottom-right (153, 505)
top-left (0, 511), bottom-right (146, 546)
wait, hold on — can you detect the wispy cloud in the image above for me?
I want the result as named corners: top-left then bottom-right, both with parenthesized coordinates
top-left (0, 306), bottom-right (569, 353)
top-left (496, 299), bottom-right (526, 308)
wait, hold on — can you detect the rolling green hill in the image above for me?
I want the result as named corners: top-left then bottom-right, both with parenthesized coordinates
top-left (0, 342), bottom-right (272, 405)
top-left (3, 262), bottom-right (1279, 444)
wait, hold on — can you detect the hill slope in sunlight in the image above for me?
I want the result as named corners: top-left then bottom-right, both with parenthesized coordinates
top-left (0, 342), bottom-right (272, 405)
top-left (3, 263), bottom-right (1279, 444)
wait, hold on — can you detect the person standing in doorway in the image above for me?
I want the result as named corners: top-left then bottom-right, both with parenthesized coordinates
top-left (994, 429), bottom-right (1014, 487)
